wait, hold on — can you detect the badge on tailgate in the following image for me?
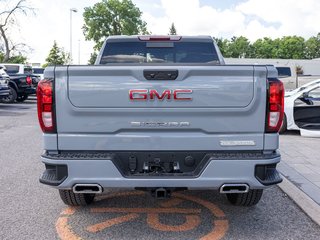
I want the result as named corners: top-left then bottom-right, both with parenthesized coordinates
top-left (220, 140), bottom-right (256, 146)
top-left (129, 89), bottom-right (193, 101)
top-left (131, 122), bottom-right (190, 127)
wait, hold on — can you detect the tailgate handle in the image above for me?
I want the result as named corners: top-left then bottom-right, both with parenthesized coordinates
top-left (144, 70), bottom-right (178, 80)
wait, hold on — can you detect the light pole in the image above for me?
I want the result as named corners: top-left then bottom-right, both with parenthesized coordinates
top-left (78, 39), bottom-right (81, 64)
top-left (70, 8), bottom-right (78, 64)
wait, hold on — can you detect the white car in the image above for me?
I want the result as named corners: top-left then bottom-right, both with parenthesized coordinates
top-left (32, 67), bottom-right (44, 80)
top-left (0, 64), bottom-right (10, 79)
top-left (281, 79), bottom-right (320, 137)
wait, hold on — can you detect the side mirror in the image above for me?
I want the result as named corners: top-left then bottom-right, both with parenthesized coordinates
top-left (302, 92), bottom-right (309, 98)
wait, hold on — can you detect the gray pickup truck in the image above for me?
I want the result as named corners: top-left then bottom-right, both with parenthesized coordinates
top-left (38, 36), bottom-right (284, 207)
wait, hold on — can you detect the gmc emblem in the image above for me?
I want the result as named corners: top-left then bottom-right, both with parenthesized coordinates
top-left (129, 89), bottom-right (193, 101)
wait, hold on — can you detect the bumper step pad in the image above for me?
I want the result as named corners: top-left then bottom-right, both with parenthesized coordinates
top-left (255, 164), bottom-right (282, 186)
top-left (39, 164), bottom-right (68, 186)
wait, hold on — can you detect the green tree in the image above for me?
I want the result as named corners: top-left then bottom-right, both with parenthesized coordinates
top-left (277, 36), bottom-right (305, 59)
top-left (83, 0), bottom-right (149, 61)
top-left (7, 55), bottom-right (27, 63)
top-left (269, 38), bottom-right (281, 58)
top-left (305, 33), bottom-right (320, 59)
top-left (169, 23), bottom-right (177, 35)
top-left (252, 37), bottom-right (275, 58)
top-left (88, 52), bottom-right (98, 65)
top-left (214, 34), bottom-right (320, 59)
top-left (44, 41), bottom-right (70, 67)
top-left (213, 37), bottom-right (230, 57)
top-left (227, 36), bottom-right (252, 58)
top-left (0, 52), bottom-right (26, 63)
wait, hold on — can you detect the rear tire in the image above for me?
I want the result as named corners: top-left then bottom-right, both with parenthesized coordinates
top-left (279, 114), bottom-right (287, 134)
top-left (59, 190), bottom-right (95, 206)
top-left (16, 94), bottom-right (28, 102)
top-left (226, 189), bottom-right (263, 206)
top-left (1, 87), bottom-right (17, 103)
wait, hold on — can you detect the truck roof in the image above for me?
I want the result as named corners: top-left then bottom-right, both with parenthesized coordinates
top-left (105, 35), bottom-right (214, 43)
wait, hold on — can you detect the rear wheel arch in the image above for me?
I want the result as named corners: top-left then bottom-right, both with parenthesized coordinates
top-left (8, 81), bottom-right (18, 92)
top-left (1, 86), bottom-right (18, 103)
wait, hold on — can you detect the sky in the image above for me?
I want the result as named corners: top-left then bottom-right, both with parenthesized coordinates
top-left (3, 0), bottom-right (320, 64)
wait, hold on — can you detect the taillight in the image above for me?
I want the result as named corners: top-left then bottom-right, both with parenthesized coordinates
top-left (266, 79), bottom-right (284, 133)
top-left (37, 79), bottom-right (56, 133)
top-left (138, 36), bottom-right (182, 41)
top-left (26, 76), bottom-right (32, 85)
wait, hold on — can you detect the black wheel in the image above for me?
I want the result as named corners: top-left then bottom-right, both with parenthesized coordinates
top-left (1, 87), bottom-right (17, 103)
top-left (279, 114), bottom-right (287, 134)
top-left (226, 189), bottom-right (263, 206)
top-left (16, 94), bottom-right (28, 102)
top-left (59, 190), bottom-right (95, 206)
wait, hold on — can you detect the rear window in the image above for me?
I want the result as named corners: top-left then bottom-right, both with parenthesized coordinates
top-left (276, 67), bottom-right (292, 77)
top-left (4, 65), bottom-right (19, 74)
top-left (24, 66), bottom-right (33, 74)
top-left (100, 41), bottom-right (219, 64)
top-left (33, 68), bottom-right (44, 74)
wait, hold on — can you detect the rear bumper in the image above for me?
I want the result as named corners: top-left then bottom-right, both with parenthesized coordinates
top-left (40, 152), bottom-right (282, 190)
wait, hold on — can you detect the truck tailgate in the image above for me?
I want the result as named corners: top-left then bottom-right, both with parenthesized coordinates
top-left (68, 66), bottom-right (254, 108)
top-left (55, 65), bottom-right (268, 151)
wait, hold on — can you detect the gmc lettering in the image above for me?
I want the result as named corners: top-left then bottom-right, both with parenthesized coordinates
top-left (129, 89), bottom-right (193, 101)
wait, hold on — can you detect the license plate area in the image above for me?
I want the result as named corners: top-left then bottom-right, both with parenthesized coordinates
top-left (113, 152), bottom-right (209, 177)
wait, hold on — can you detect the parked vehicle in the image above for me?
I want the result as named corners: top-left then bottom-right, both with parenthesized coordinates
top-left (38, 35), bottom-right (284, 207)
top-left (0, 65), bottom-right (10, 78)
top-left (225, 58), bottom-right (320, 90)
top-left (276, 66), bottom-right (320, 90)
top-left (280, 79), bottom-right (320, 137)
top-left (32, 67), bottom-right (44, 80)
top-left (2, 63), bottom-right (25, 74)
top-left (0, 63), bottom-right (38, 103)
top-left (0, 66), bottom-right (10, 101)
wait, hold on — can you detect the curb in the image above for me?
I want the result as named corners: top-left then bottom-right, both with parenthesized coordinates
top-left (278, 175), bottom-right (320, 226)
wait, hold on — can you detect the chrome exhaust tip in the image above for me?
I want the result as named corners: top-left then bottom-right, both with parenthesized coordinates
top-left (73, 184), bottom-right (103, 194)
top-left (219, 184), bottom-right (250, 194)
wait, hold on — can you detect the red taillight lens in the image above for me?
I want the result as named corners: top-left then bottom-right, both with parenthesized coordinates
top-left (266, 80), bottom-right (284, 133)
top-left (138, 36), bottom-right (182, 41)
top-left (26, 76), bottom-right (32, 85)
top-left (37, 79), bottom-right (56, 133)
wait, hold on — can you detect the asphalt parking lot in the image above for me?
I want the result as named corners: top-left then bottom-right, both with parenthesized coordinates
top-left (0, 98), bottom-right (320, 240)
